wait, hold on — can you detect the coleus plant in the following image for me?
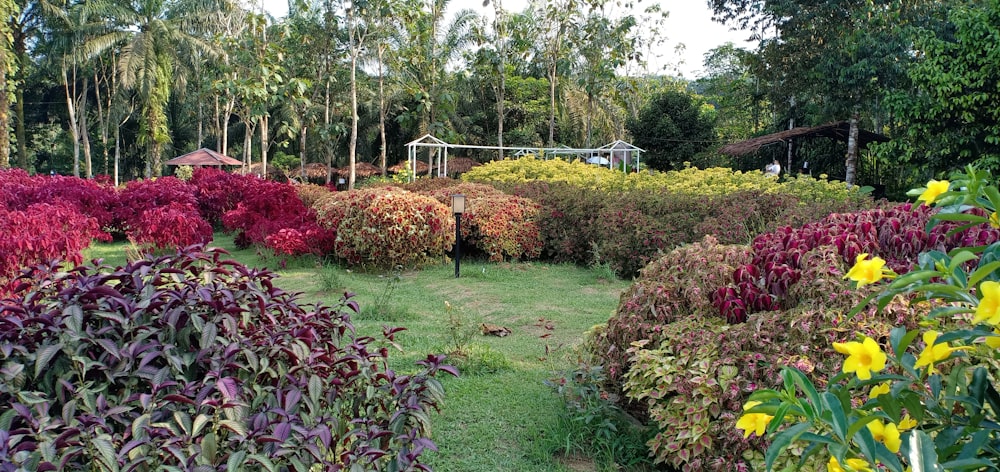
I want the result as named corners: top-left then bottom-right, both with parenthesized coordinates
top-left (0, 247), bottom-right (456, 471)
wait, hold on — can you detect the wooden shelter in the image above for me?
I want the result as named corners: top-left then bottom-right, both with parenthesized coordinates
top-left (336, 162), bottom-right (382, 179)
top-left (292, 163), bottom-right (333, 182)
top-left (165, 148), bottom-right (242, 166)
top-left (435, 157), bottom-right (480, 176)
top-left (719, 121), bottom-right (888, 157)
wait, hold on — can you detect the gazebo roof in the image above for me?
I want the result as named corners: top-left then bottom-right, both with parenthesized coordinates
top-left (405, 134), bottom-right (448, 147)
top-left (597, 140), bottom-right (645, 152)
top-left (165, 148), bottom-right (242, 166)
top-left (336, 162), bottom-right (383, 178)
top-left (719, 121), bottom-right (889, 156)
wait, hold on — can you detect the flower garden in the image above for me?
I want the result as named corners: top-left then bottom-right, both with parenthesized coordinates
top-left (2, 159), bottom-right (999, 471)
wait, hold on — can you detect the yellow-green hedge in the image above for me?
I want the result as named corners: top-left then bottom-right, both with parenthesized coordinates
top-left (462, 157), bottom-right (865, 202)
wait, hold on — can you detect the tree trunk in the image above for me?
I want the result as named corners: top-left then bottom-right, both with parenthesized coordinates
top-left (63, 64), bottom-right (81, 177)
top-left (299, 124), bottom-right (307, 181)
top-left (81, 76), bottom-right (93, 178)
top-left (114, 119), bottom-right (121, 186)
top-left (845, 110), bottom-right (860, 186)
top-left (324, 80), bottom-right (332, 185)
top-left (260, 115), bottom-right (269, 178)
top-left (0, 42), bottom-right (9, 169)
top-left (548, 63), bottom-right (557, 147)
top-left (586, 92), bottom-right (594, 148)
top-left (222, 96), bottom-right (235, 157)
top-left (95, 70), bottom-right (110, 176)
top-left (497, 70), bottom-right (505, 160)
top-left (378, 45), bottom-right (387, 175)
top-left (348, 51), bottom-right (358, 190)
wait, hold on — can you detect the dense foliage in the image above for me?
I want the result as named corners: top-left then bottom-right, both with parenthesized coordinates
top-left (626, 90), bottom-right (717, 171)
top-left (0, 248), bottom-right (455, 471)
top-left (590, 198), bottom-right (1000, 470)
top-left (749, 167), bottom-right (1000, 471)
top-left (221, 177), bottom-right (335, 256)
top-left (313, 187), bottom-right (455, 268)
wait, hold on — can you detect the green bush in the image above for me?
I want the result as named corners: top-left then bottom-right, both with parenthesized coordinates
top-left (313, 187), bottom-right (455, 268)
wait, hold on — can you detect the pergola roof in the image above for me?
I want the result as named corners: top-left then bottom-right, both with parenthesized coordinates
top-left (165, 148), bottom-right (242, 166)
top-left (597, 140), bottom-right (645, 152)
top-left (719, 121), bottom-right (888, 156)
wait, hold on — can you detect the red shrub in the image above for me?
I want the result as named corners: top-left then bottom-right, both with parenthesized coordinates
top-left (0, 202), bottom-right (107, 288)
top-left (222, 178), bottom-right (335, 255)
top-left (0, 169), bottom-right (117, 230)
top-left (189, 168), bottom-right (258, 225)
top-left (126, 202), bottom-right (213, 250)
top-left (265, 228), bottom-right (311, 256)
top-left (114, 177), bottom-right (199, 234)
top-left (463, 194), bottom-right (543, 262)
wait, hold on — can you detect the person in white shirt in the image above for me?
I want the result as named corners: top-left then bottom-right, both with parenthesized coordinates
top-left (765, 159), bottom-right (781, 177)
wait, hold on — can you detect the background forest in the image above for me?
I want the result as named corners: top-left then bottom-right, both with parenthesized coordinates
top-left (0, 0), bottom-right (997, 198)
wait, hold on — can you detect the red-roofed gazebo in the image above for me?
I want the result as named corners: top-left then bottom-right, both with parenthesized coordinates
top-left (165, 148), bottom-right (243, 166)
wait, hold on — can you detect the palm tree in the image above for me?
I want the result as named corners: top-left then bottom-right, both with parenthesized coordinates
top-left (84, 0), bottom-right (221, 177)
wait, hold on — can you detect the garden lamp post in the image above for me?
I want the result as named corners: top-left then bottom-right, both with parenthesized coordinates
top-left (451, 194), bottom-right (465, 278)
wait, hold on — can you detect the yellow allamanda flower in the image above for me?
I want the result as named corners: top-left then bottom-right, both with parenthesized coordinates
top-left (833, 337), bottom-right (887, 380)
top-left (867, 419), bottom-right (902, 453)
top-left (914, 330), bottom-right (971, 374)
top-left (990, 212), bottom-right (1000, 229)
top-left (898, 414), bottom-right (917, 431)
top-left (828, 456), bottom-right (874, 472)
top-left (844, 254), bottom-right (894, 288)
top-left (735, 400), bottom-right (774, 439)
top-left (869, 382), bottom-right (890, 399)
top-left (973, 281), bottom-right (1000, 326)
top-left (917, 179), bottom-right (950, 206)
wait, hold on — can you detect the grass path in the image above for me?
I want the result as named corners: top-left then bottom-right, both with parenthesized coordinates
top-left (85, 236), bottom-right (630, 471)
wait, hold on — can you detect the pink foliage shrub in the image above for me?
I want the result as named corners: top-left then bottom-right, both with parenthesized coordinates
top-left (222, 178), bottom-right (335, 256)
top-left (113, 177), bottom-right (199, 234)
top-left (0, 169), bottom-right (116, 230)
top-left (313, 187), bottom-right (455, 268)
top-left (0, 202), bottom-right (107, 290)
top-left (189, 168), bottom-right (257, 225)
top-left (126, 201), bottom-right (213, 250)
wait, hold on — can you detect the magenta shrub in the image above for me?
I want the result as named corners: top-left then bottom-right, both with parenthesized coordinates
top-left (126, 201), bottom-right (214, 250)
top-left (113, 177), bottom-right (199, 234)
top-left (189, 167), bottom-right (257, 225)
top-left (0, 202), bottom-right (107, 291)
top-left (222, 178), bottom-right (335, 256)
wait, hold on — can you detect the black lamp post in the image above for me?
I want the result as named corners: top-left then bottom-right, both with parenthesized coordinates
top-left (451, 194), bottom-right (465, 278)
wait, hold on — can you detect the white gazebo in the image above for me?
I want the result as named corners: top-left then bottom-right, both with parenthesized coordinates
top-left (403, 136), bottom-right (644, 181)
top-left (595, 140), bottom-right (645, 172)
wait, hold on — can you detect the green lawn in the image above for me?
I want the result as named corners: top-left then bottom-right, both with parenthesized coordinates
top-left (84, 235), bottom-right (631, 471)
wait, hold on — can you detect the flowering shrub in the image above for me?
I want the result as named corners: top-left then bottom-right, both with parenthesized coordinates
top-left (126, 201), bottom-right (214, 251)
top-left (744, 166), bottom-right (1000, 471)
top-left (0, 202), bottom-right (107, 291)
top-left (0, 248), bottom-right (455, 470)
top-left (313, 187), bottom-right (455, 268)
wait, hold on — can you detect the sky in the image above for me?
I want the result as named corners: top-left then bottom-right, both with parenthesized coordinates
top-left (260, 0), bottom-right (755, 79)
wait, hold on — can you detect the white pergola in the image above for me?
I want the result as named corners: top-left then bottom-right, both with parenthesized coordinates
top-left (403, 135), bottom-right (643, 181)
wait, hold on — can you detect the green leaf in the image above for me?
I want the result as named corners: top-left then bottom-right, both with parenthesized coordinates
top-left (820, 392), bottom-right (848, 441)
top-left (34, 343), bottom-right (63, 379)
top-left (786, 368), bottom-right (821, 421)
top-left (227, 451), bottom-right (247, 472)
top-left (764, 422), bottom-right (811, 472)
top-left (969, 261), bottom-right (1000, 286)
top-left (947, 250), bottom-right (978, 273)
top-left (202, 432), bottom-right (218, 464)
top-left (889, 328), bottom-right (919, 359)
top-left (218, 419), bottom-right (248, 437)
top-left (903, 430), bottom-right (944, 472)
